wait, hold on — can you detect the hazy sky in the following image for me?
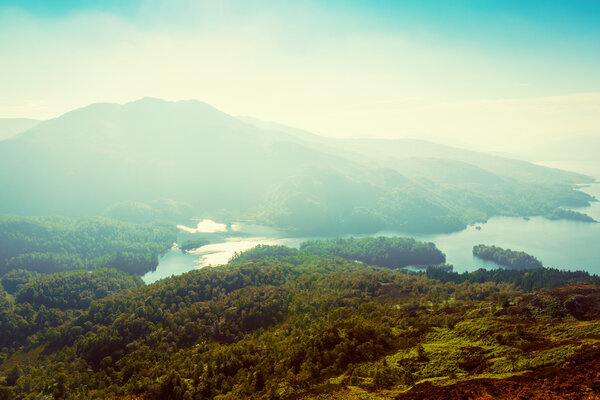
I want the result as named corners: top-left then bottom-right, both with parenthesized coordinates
top-left (1, 0), bottom-right (599, 152)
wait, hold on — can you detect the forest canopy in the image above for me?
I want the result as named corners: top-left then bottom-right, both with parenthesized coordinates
top-left (0, 215), bottom-right (177, 276)
top-left (2, 251), bottom-right (600, 399)
top-left (0, 268), bottom-right (143, 351)
top-left (230, 236), bottom-right (446, 268)
top-left (179, 238), bottom-right (210, 253)
top-left (473, 244), bottom-right (543, 270)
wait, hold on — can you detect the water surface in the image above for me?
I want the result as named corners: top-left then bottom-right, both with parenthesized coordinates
top-left (143, 181), bottom-right (600, 284)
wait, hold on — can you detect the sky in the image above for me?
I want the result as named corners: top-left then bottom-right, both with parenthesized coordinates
top-left (1, 0), bottom-right (599, 152)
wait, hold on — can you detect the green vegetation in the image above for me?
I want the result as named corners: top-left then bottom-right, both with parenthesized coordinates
top-left (230, 236), bottom-right (445, 268)
top-left (545, 207), bottom-right (597, 222)
top-left (473, 244), bottom-right (543, 270)
top-left (1, 243), bottom-right (600, 399)
top-left (0, 269), bottom-right (40, 294)
top-left (0, 215), bottom-right (177, 275)
top-left (0, 268), bottom-right (142, 351)
top-left (300, 236), bottom-right (445, 268)
top-left (15, 268), bottom-right (143, 310)
top-left (256, 166), bottom-right (595, 235)
top-left (426, 265), bottom-right (600, 292)
top-left (179, 238), bottom-right (209, 253)
top-left (230, 244), bottom-right (301, 264)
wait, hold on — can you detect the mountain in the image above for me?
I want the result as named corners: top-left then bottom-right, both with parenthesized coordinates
top-left (0, 98), bottom-right (349, 216)
top-left (333, 138), bottom-right (590, 184)
top-left (0, 98), bottom-right (594, 234)
top-left (0, 118), bottom-right (39, 141)
top-left (239, 118), bottom-right (591, 184)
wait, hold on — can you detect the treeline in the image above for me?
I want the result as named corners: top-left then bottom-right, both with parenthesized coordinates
top-left (545, 208), bottom-right (597, 223)
top-left (179, 238), bottom-right (209, 253)
top-left (229, 245), bottom-right (303, 264)
top-left (231, 236), bottom-right (446, 268)
top-left (426, 265), bottom-right (600, 292)
top-left (473, 244), bottom-right (543, 270)
top-left (0, 215), bottom-right (177, 275)
top-left (0, 268), bottom-right (142, 351)
top-left (300, 237), bottom-right (445, 267)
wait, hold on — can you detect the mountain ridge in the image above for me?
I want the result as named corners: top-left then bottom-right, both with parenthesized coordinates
top-left (0, 118), bottom-right (40, 141)
top-left (0, 98), bottom-right (594, 234)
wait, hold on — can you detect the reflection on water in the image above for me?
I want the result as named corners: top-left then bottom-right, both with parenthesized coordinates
top-left (188, 237), bottom-right (291, 267)
top-left (141, 246), bottom-right (199, 283)
top-left (143, 182), bottom-right (600, 284)
top-left (177, 219), bottom-right (228, 233)
top-left (142, 223), bottom-right (308, 283)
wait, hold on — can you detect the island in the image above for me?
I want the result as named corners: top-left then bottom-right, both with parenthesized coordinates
top-left (179, 238), bottom-right (210, 253)
top-left (473, 244), bottom-right (543, 270)
top-left (299, 236), bottom-right (447, 268)
top-left (231, 236), bottom-right (447, 268)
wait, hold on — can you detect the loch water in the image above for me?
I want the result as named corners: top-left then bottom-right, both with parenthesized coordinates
top-left (144, 177), bottom-right (600, 284)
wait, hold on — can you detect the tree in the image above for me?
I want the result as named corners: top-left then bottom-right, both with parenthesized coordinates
top-left (5, 366), bottom-right (21, 386)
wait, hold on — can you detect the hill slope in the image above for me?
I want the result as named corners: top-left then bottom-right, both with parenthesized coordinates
top-left (2, 246), bottom-right (600, 399)
top-left (0, 98), bottom-right (594, 234)
top-left (0, 118), bottom-right (39, 141)
top-left (240, 118), bottom-right (592, 184)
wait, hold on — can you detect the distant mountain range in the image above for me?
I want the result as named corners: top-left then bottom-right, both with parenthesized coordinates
top-left (0, 98), bottom-right (594, 234)
top-left (516, 136), bottom-right (600, 177)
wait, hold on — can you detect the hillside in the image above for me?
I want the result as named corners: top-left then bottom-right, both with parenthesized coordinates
top-left (2, 245), bottom-right (600, 399)
top-left (240, 118), bottom-right (592, 184)
top-left (334, 138), bottom-right (591, 185)
top-left (0, 214), bottom-right (177, 275)
top-left (0, 98), bottom-right (594, 235)
top-left (0, 118), bottom-right (39, 141)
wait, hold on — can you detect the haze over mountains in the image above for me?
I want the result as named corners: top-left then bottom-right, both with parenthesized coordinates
top-left (517, 136), bottom-right (600, 177)
top-left (0, 98), bottom-right (594, 235)
top-left (0, 118), bottom-right (39, 141)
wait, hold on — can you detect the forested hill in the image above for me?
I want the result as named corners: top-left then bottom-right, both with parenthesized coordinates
top-left (2, 244), bottom-right (600, 399)
top-left (0, 98), bottom-right (594, 235)
top-left (0, 215), bottom-right (177, 275)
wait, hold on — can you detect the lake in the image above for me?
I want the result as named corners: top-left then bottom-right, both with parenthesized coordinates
top-left (143, 176), bottom-right (600, 284)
